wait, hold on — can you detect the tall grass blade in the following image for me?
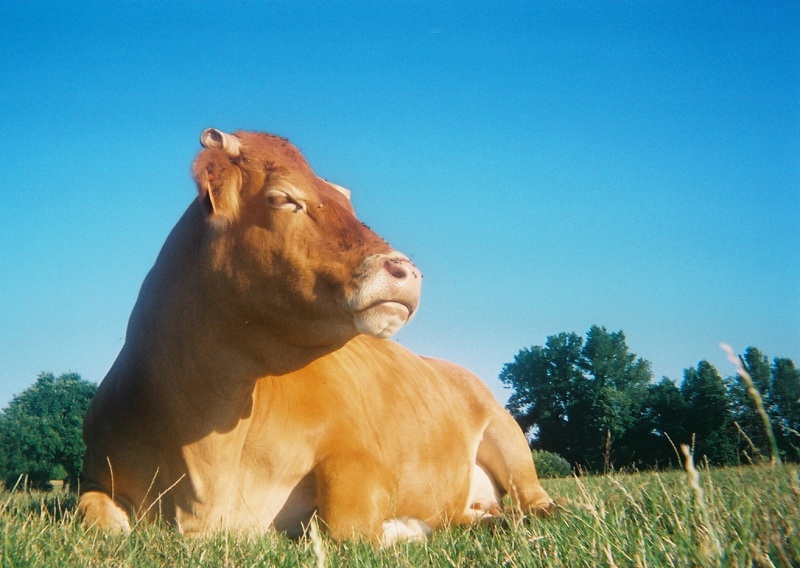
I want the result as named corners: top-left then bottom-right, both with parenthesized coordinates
top-left (721, 343), bottom-right (781, 466)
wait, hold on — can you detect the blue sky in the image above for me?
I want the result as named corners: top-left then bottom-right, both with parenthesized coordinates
top-left (1, 1), bottom-right (798, 407)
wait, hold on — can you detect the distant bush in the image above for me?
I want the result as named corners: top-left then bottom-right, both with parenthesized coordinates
top-left (532, 449), bottom-right (573, 478)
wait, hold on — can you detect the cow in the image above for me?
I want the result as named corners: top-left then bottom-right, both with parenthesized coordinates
top-left (78, 128), bottom-right (554, 544)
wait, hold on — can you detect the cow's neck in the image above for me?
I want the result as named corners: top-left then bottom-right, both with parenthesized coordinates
top-left (126, 203), bottom-right (345, 406)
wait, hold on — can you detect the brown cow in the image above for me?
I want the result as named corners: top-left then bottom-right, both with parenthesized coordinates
top-left (79, 129), bottom-right (553, 544)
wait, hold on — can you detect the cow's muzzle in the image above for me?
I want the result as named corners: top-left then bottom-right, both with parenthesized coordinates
top-left (349, 253), bottom-right (422, 338)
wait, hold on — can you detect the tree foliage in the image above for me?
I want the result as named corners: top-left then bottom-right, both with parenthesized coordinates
top-left (726, 350), bottom-right (800, 463)
top-left (626, 377), bottom-right (687, 468)
top-left (728, 347), bottom-right (772, 461)
top-left (681, 361), bottom-right (736, 465)
top-left (0, 372), bottom-right (96, 490)
top-left (503, 326), bottom-right (799, 471)
top-left (502, 325), bottom-right (651, 471)
top-left (770, 357), bottom-right (800, 460)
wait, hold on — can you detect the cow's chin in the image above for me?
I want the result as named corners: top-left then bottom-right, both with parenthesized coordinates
top-left (353, 301), bottom-right (411, 339)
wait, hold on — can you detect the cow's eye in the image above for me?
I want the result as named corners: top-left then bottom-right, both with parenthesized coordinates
top-left (266, 190), bottom-right (303, 212)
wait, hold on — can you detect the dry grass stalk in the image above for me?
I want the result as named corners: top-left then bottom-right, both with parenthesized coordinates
top-left (680, 444), bottom-right (722, 565)
top-left (721, 342), bottom-right (781, 466)
top-left (308, 514), bottom-right (327, 568)
top-left (733, 420), bottom-right (762, 464)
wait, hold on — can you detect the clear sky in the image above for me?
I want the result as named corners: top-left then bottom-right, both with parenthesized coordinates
top-left (1, 1), bottom-right (798, 408)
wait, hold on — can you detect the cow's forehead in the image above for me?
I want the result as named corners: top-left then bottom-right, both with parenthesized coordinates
top-left (233, 131), bottom-right (306, 166)
top-left (234, 131), bottom-right (353, 204)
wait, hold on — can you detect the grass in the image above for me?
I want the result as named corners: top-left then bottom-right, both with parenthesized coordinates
top-left (1, 463), bottom-right (798, 567)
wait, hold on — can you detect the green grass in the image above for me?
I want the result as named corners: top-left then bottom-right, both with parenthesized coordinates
top-left (1, 463), bottom-right (798, 567)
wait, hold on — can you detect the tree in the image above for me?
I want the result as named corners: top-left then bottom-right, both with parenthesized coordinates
top-left (728, 347), bottom-right (773, 461)
top-left (628, 377), bottom-right (688, 468)
top-left (501, 326), bottom-right (652, 472)
top-left (503, 335), bottom-right (799, 470)
top-left (771, 357), bottom-right (800, 461)
top-left (723, 348), bottom-right (800, 463)
top-left (580, 326), bottom-right (651, 469)
top-left (0, 372), bottom-right (96, 490)
top-left (681, 361), bottom-right (735, 466)
top-left (503, 332), bottom-right (585, 465)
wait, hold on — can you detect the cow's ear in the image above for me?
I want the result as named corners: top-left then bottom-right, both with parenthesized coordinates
top-left (327, 182), bottom-right (352, 201)
top-left (192, 128), bottom-right (244, 224)
top-left (192, 148), bottom-right (243, 224)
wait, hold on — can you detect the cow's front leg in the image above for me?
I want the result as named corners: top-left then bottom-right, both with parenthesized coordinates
top-left (78, 490), bottom-right (132, 532)
top-left (314, 453), bottom-right (428, 544)
top-left (314, 453), bottom-right (391, 542)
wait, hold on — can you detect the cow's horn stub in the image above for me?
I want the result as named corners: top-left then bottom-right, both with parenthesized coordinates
top-left (200, 128), bottom-right (241, 157)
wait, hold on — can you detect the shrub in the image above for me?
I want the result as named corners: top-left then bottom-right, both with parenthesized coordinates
top-left (532, 449), bottom-right (572, 478)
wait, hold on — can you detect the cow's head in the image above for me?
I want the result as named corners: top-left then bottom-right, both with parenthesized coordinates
top-left (191, 128), bottom-right (421, 348)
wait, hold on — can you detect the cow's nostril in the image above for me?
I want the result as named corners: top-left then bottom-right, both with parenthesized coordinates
top-left (384, 258), bottom-right (411, 280)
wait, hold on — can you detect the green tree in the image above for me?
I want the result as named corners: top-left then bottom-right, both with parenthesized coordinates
top-left (0, 372), bottom-right (96, 490)
top-left (503, 332), bottom-right (585, 464)
top-left (728, 347), bottom-right (774, 462)
top-left (628, 377), bottom-right (687, 468)
top-left (681, 361), bottom-right (735, 466)
top-left (501, 326), bottom-right (652, 472)
top-left (724, 348), bottom-right (799, 463)
top-left (771, 357), bottom-right (800, 461)
top-left (581, 326), bottom-right (651, 470)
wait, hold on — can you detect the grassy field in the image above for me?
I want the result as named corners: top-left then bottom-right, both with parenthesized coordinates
top-left (1, 463), bottom-right (798, 567)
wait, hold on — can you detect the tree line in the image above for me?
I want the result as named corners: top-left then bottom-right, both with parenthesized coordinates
top-left (1, 330), bottom-right (798, 489)
top-left (502, 325), bottom-right (799, 472)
